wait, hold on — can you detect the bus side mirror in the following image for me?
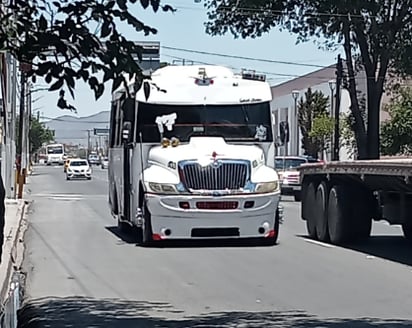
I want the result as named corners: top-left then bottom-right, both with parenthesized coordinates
top-left (122, 121), bottom-right (132, 143)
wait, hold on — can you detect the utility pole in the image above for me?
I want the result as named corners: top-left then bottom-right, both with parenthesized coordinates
top-left (17, 69), bottom-right (26, 199)
top-left (10, 56), bottom-right (17, 198)
top-left (87, 129), bottom-right (91, 158)
top-left (291, 90), bottom-right (299, 156)
top-left (332, 55), bottom-right (343, 162)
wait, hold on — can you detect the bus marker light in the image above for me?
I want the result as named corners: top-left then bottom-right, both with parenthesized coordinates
top-left (265, 229), bottom-right (276, 238)
top-left (152, 234), bottom-right (163, 241)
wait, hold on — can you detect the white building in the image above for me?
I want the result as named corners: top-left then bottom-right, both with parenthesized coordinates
top-left (270, 63), bottom-right (368, 161)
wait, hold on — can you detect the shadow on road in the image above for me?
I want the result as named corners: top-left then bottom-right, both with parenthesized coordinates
top-left (18, 296), bottom-right (412, 328)
top-left (105, 226), bottom-right (278, 248)
top-left (298, 234), bottom-right (412, 267)
top-left (342, 236), bottom-right (412, 267)
top-left (105, 226), bottom-right (139, 244)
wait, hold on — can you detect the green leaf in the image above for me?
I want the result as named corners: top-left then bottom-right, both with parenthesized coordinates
top-left (140, 0), bottom-right (149, 9)
top-left (45, 73), bottom-right (52, 84)
top-left (38, 14), bottom-right (47, 31)
top-left (48, 78), bottom-right (64, 91)
top-left (64, 73), bottom-right (75, 89)
top-left (116, 0), bottom-right (127, 10)
top-left (95, 83), bottom-right (105, 99)
top-left (100, 21), bottom-right (111, 38)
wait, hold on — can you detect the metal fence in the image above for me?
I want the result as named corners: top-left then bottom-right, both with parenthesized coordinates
top-left (0, 271), bottom-right (23, 328)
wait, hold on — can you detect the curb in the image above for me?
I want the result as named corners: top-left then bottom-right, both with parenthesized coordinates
top-left (0, 200), bottom-right (29, 304)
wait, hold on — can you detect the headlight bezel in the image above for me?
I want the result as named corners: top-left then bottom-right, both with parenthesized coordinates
top-left (253, 181), bottom-right (279, 194)
top-left (147, 182), bottom-right (180, 194)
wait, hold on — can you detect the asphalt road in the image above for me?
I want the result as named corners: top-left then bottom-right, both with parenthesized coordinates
top-left (18, 165), bottom-right (412, 327)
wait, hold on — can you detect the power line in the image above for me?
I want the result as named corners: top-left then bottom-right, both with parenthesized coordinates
top-left (162, 50), bottom-right (393, 81)
top-left (176, 4), bottom-right (379, 19)
top-left (41, 116), bottom-right (109, 124)
top-left (162, 45), bottom-right (328, 68)
top-left (162, 53), bottom-right (332, 80)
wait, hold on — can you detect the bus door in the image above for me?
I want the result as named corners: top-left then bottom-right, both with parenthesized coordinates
top-left (121, 97), bottom-right (135, 221)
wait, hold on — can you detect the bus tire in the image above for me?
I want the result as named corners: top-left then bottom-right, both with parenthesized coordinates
top-left (141, 200), bottom-right (153, 246)
top-left (118, 217), bottom-right (131, 233)
top-left (110, 188), bottom-right (119, 216)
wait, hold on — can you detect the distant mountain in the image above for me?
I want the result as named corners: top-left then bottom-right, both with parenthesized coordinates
top-left (45, 111), bottom-right (110, 147)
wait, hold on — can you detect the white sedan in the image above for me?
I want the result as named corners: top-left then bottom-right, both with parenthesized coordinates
top-left (66, 159), bottom-right (92, 180)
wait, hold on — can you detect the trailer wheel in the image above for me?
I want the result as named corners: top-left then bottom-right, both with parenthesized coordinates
top-left (402, 221), bottom-right (412, 242)
top-left (315, 182), bottom-right (329, 242)
top-left (327, 185), bottom-right (351, 244)
top-left (302, 182), bottom-right (317, 239)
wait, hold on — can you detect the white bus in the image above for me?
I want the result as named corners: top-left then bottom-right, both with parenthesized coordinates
top-left (108, 65), bottom-right (282, 245)
top-left (45, 143), bottom-right (65, 165)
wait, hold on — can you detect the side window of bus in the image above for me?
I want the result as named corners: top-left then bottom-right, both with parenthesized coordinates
top-left (121, 97), bottom-right (135, 144)
top-left (109, 101), bottom-right (117, 148)
top-left (115, 101), bottom-right (123, 146)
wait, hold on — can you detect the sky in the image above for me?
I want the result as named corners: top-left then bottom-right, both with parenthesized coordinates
top-left (34, 0), bottom-right (341, 120)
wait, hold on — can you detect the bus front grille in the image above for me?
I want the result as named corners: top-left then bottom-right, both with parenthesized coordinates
top-left (179, 160), bottom-right (249, 191)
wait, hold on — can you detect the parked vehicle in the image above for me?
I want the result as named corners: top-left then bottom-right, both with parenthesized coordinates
top-left (88, 154), bottom-right (100, 165)
top-left (108, 65), bottom-right (283, 245)
top-left (275, 156), bottom-right (321, 201)
top-left (66, 159), bottom-right (92, 180)
top-left (101, 157), bottom-right (109, 169)
top-left (299, 158), bottom-right (412, 245)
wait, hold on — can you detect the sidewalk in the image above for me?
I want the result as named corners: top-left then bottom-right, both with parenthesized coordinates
top-left (0, 191), bottom-right (29, 304)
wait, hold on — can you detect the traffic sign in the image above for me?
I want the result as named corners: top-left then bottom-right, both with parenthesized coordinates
top-left (94, 128), bottom-right (109, 136)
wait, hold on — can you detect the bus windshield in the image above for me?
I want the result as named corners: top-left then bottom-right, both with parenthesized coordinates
top-left (137, 102), bottom-right (273, 143)
top-left (47, 145), bottom-right (63, 154)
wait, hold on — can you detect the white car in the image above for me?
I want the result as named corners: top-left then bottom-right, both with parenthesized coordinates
top-left (101, 157), bottom-right (109, 169)
top-left (66, 159), bottom-right (92, 180)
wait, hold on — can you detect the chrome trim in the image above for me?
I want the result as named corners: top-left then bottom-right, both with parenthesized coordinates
top-left (178, 159), bottom-right (251, 192)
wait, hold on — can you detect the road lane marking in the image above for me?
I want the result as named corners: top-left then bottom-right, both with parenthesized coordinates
top-left (31, 193), bottom-right (107, 200)
top-left (304, 238), bottom-right (336, 248)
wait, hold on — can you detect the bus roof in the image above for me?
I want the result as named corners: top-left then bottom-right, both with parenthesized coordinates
top-left (46, 143), bottom-right (63, 147)
top-left (113, 65), bottom-right (272, 105)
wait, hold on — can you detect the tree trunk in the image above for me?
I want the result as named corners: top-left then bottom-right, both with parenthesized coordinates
top-left (366, 54), bottom-right (389, 159)
top-left (342, 22), bottom-right (368, 159)
top-left (366, 80), bottom-right (381, 159)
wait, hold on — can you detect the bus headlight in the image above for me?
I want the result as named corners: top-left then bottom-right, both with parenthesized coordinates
top-left (148, 182), bottom-right (179, 194)
top-left (254, 181), bottom-right (279, 193)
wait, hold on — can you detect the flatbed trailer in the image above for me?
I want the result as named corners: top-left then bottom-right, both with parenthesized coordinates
top-left (298, 159), bottom-right (412, 245)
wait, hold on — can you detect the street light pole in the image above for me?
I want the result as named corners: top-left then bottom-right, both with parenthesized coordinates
top-left (328, 80), bottom-right (335, 116)
top-left (333, 55), bottom-right (343, 161)
top-left (328, 80), bottom-right (336, 160)
top-left (291, 90), bottom-right (299, 156)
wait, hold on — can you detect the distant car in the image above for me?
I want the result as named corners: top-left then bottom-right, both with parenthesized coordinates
top-left (66, 159), bottom-right (92, 180)
top-left (275, 156), bottom-right (323, 201)
top-left (101, 157), bottom-right (109, 169)
top-left (88, 154), bottom-right (100, 165)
